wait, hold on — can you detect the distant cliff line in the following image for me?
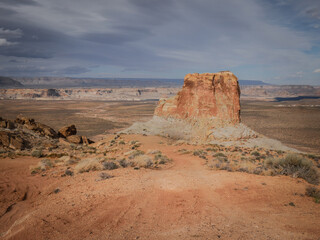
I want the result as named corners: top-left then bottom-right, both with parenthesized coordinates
top-left (0, 85), bottom-right (320, 101)
top-left (0, 76), bottom-right (272, 89)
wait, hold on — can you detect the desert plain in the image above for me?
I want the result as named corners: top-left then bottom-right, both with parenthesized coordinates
top-left (0, 84), bottom-right (320, 239)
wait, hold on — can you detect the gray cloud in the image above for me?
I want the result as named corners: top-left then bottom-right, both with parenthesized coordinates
top-left (56, 66), bottom-right (90, 75)
top-left (0, 0), bottom-right (39, 6)
top-left (0, 0), bottom-right (319, 84)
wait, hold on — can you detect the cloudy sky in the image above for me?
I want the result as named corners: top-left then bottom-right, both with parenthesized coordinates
top-left (0, 0), bottom-right (320, 84)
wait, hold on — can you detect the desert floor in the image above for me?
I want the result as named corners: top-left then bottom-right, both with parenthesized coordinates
top-left (0, 98), bottom-right (320, 239)
top-left (0, 134), bottom-right (319, 240)
top-left (1, 98), bottom-right (319, 153)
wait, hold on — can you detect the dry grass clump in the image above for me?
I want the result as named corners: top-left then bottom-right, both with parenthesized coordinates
top-left (127, 150), bottom-right (145, 159)
top-left (178, 148), bottom-right (192, 154)
top-left (30, 158), bottom-right (54, 174)
top-left (102, 161), bottom-right (119, 170)
top-left (305, 186), bottom-right (320, 203)
top-left (154, 152), bottom-right (171, 164)
top-left (31, 149), bottom-right (43, 158)
top-left (264, 154), bottom-right (319, 184)
top-left (118, 158), bottom-right (130, 168)
top-left (75, 158), bottom-right (103, 173)
top-left (213, 152), bottom-right (227, 158)
top-left (130, 154), bottom-right (153, 168)
top-left (193, 150), bottom-right (207, 159)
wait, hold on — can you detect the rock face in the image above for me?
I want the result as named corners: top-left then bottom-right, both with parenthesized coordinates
top-left (0, 131), bottom-right (28, 150)
top-left (15, 117), bottom-right (58, 138)
top-left (154, 71), bottom-right (241, 127)
top-left (123, 71), bottom-right (258, 143)
top-left (59, 125), bottom-right (77, 138)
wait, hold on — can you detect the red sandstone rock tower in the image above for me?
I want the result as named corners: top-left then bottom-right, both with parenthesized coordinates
top-left (154, 71), bottom-right (241, 127)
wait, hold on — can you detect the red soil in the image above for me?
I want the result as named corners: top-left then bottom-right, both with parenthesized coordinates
top-left (0, 135), bottom-right (319, 240)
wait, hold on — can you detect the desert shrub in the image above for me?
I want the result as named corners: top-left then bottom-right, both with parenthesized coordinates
top-left (45, 152), bottom-right (68, 158)
top-left (193, 149), bottom-right (207, 156)
top-left (8, 152), bottom-right (16, 159)
top-left (154, 153), bottom-right (171, 164)
top-left (178, 149), bottom-right (192, 154)
top-left (131, 154), bottom-right (153, 168)
top-left (31, 149), bottom-right (43, 158)
top-left (206, 147), bottom-right (217, 152)
top-left (305, 186), bottom-right (320, 203)
top-left (102, 161), bottom-right (119, 170)
top-left (147, 149), bottom-right (162, 155)
top-left (75, 158), bottom-right (102, 173)
top-left (193, 149), bottom-right (207, 159)
top-left (118, 158), bottom-right (130, 168)
top-left (251, 151), bottom-right (260, 157)
top-left (264, 154), bottom-right (320, 184)
top-left (98, 172), bottom-right (114, 180)
top-left (30, 158), bottom-right (54, 173)
top-left (128, 150), bottom-right (145, 159)
top-left (119, 140), bottom-right (125, 145)
top-left (40, 158), bottom-right (53, 169)
top-left (0, 148), bottom-right (6, 154)
top-left (214, 152), bottom-right (226, 158)
top-left (217, 156), bottom-right (228, 162)
top-left (65, 169), bottom-right (74, 176)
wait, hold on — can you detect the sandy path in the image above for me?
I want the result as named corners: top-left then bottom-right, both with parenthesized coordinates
top-left (0, 135), bottom-right (319, 240)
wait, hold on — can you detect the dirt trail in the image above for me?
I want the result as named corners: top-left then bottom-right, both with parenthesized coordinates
top-left (0, 135), bottom-right (320, 240)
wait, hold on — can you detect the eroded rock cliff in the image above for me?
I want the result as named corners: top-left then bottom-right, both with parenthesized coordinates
top-left (154, 71), bottom-right (241, 127)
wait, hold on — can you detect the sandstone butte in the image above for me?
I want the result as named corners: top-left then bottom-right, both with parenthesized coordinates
top-left (154, 71), bottom-right (241, 128)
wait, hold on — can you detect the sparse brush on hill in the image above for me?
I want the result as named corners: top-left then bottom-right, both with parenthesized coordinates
top-left (264, 154), bottom-right (319, 185)
top-left (30, 158), bottom-right (54, 174)
top-left (130, 154), bottom-right (153, 168)
top-left (102, 161), bottom-right (119, 170)
top-left (202, 147), bottom-right (320, 185)
top-left (75, 158), bottom-right (102, 173)
top-left (305, 186), bottom-right (320, 203)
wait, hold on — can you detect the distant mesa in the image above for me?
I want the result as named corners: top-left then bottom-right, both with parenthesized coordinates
top-left (0, 76), bottom-right (24, 88)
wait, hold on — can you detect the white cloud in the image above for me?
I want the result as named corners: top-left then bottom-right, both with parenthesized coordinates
top-left (314, 69), bottom-right (320, 73)
top-left (0, 38), bottom-right (17, 46)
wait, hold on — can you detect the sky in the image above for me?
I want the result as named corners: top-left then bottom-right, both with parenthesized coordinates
top-left (0, 0), bottom-right (320, 85)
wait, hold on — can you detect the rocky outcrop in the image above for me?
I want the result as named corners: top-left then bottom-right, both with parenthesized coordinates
top-left (123, 71), bottom-right (258, 143)
top-left (155, 71), bottom-right (241, 127)
top-left (59, 125), bottom-right (94, 145)
top-left (0, 118), bottom-right (16, 129)
top-left (59, 125), bottom-right (77, 138)
top-left (15, 117), bottom-right (58, 138)
top-left (66, 135), bottom-right (82, 144)
top-left (0, 131), bottom-right (29, 150)
top-left (66, 135), bottom-right (94, 145)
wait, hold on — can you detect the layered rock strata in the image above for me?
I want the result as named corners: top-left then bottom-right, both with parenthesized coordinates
top-left (154, 71), bottom-right (241, 127)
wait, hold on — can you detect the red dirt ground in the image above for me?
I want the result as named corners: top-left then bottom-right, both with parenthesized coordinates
top-left (0, 135), bottom-right (319, 240)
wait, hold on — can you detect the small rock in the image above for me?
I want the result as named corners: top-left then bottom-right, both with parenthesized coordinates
top-left (65, 169), bottom-right (74, 176)
top-left (53, 188), bottom-right (61, 194)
